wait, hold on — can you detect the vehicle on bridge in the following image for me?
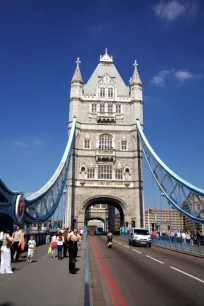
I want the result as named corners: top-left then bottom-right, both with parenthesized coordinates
top-left (87, 225), bottom-right (97, 236)
top-left (128, 228), bottom-right (151, 247)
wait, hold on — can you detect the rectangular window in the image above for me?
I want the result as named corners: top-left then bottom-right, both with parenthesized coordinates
top-left (100, 88), bottom-right (105, 98)
top-left (108, 103), bottom-right (113, 113)
top-left (108, 88), bottom-right (113, 98)
top-left (84, 140), bottom-right (90, 149)
top-left (116, 104), bottom-right (121, 114)
top-left (121, 140), bottom-right (127, 150)
top-left (98, 165), bottom-right (112, 180)
top-left (115, 169), bottom-right (123, 180)
top-left (100, 103), bottom-right (105, 113)
top-left (92, 104), bottom-right (97, 113)
top-left (87, 168), bottom-right (95, 179)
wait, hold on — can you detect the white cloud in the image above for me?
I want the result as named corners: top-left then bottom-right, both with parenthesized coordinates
top-left (174, 70), bottom-right (202, 82)
top-left (151, 69), bottom-right (172, 87)
top-left (34, 140), bottom-right (43, 145)
top-left (174, 70), bottom-right (193, 80)
top-left (153, 1), bottom-right (198, 21)
top-left (12, 141), bottom-right (29, 148)
top-left (151, 69), bottom-right (202, 86)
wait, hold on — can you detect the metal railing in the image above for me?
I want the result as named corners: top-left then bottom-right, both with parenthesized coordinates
top-left (152, 237), bottom-right (204, 257)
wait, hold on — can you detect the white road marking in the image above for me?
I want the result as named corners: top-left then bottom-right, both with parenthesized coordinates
top-left (170, 266), bottom-right (204, 284)
top-left (118, 242), bottom-right (122, 245)
top-left (123, 245), bottom-right (130, 248)
top-left (132, 249), bottom-right (142, 254)
top-left (145, 255), bottom-right (164, 264)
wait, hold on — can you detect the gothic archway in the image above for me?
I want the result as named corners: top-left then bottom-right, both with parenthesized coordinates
top-left (80, 195), bottom-right (126, 234)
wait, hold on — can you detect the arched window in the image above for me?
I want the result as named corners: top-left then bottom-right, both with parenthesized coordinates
top-left (99, 134), bottom-right (112, 149)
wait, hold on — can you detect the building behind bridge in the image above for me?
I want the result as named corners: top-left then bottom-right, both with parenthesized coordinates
top-left (145, 208), bottom-right (184, 232)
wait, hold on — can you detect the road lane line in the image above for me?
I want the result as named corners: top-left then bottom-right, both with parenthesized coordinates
top-left (170, 266), bottom-right (204, 284)
top-left (132, 249), bottom-right (142, 254)
top-left (123, 245), bottom-right (130, 248)
top-left (145, 255), bottom-right (164, 264)
top-left (118, 242), bottom-right (122, 245)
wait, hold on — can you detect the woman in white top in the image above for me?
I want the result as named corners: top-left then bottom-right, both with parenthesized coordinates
top-left (0, 229), bottom-right (13, 274)
top-left (57, 233), bottom-right (64, 260)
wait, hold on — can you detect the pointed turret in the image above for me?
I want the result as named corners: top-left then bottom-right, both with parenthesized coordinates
top-left (129, 60), bottom-right (143, 102)
top-left (70, 57), bottom-right (83, 101)
top-left (130, 60), bottom-right (142, 87)
top-left (71, 57), bottom-right (83, 84)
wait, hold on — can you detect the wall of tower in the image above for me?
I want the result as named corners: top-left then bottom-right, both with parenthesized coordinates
top-left (66, 54), bottom-right (144, 230)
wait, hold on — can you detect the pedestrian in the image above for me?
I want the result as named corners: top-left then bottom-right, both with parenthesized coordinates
top-left (181, 231), bottom-right (186, 244)
top-left (57, 233), bottom-right (64, 260)
top-left (0, 229), bottom-right (3, 249)
top-left (77, 230), bottom-right (81, 251)
top-left (186, 232), bottom-right (191, 245)
top-left (197, 231), bottom-right (202, 247)
top-left (80, 228), bottom-right (84, 240)
top-left (11, 226), bottom-right (23, 262)
top-left (27, 235), bottom-right (36, 263)
top-left (63, 228), bottom-right (69, 258)
top-left (0, 229), bottom-right (13, 274)
top-left (68, 229), bottom-right (79, 274)
top-left (50, 233), bottom-right (57, 258)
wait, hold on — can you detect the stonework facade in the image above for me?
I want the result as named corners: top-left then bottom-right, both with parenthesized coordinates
top-left (65, 50), bottom-right (144, 231)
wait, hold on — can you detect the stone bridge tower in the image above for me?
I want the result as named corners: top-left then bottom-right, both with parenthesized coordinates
top-left (66, 49), bottom-right (144, 231)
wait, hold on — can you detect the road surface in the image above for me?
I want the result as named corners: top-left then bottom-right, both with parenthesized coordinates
top-left (89, 235), bottom-right (204, 306)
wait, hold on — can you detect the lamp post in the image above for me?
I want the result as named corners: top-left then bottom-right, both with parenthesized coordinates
top-left (62, 189), bottom-right (67, 228)
top-left (160, 192), bottom-right (165, 233)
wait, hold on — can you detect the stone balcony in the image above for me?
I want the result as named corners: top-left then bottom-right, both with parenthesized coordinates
top-left (96, 148), bottom-right (116, 162)
top-left (96, 112), bottom-right (116, 123)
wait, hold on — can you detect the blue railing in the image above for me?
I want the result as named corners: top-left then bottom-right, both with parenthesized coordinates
top-left (152, 237), bottom-right (204, 257)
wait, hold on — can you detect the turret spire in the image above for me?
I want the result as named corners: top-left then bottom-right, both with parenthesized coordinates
top-left (130, 60), bottom-right (142, 86)
top-left (71, 57), bottom-right (83, 84)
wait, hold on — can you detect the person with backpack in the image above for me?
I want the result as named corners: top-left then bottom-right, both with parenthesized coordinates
top-left (50, 233), bottom-right (57, 258)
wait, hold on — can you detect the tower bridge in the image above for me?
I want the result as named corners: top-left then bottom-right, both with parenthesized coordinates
top-left (0, 49), bottom-right (204, 232)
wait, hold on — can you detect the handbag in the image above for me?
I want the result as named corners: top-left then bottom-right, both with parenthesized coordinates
top-left (21, 239), bottom-right (25, 251)
top-left (48, 246), bottom-right (52, 255)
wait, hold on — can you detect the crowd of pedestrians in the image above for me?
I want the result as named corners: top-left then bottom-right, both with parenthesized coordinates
top-left (0, 226), bottom-right (85, 275)
top-left (49, 228), bottom-right (84, 274)
top-left (151, 229), bottom-right (203, 246)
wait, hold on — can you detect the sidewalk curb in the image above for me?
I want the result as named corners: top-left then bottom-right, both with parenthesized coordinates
top-left (84, 234), bottom-right (91, 306)
top-left (153, 244), bottom-right (204, 259)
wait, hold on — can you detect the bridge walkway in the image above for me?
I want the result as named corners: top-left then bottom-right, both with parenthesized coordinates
top-left (0, 240), bottom-right (86, 306)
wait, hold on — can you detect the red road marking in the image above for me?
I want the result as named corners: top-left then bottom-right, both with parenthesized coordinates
top-left (90, 236), bottom-right (127, 306)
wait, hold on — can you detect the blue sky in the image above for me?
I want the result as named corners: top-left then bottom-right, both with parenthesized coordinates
top-left (0, 0), bottom-right (204, 210)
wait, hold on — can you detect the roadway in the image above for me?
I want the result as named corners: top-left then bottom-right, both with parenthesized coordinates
top-left (89, 235), bottom-right (204, 306)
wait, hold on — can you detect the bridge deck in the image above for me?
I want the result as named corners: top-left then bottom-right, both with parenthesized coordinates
top-left (0, 241), bottom-right (86, 306)
top-left (1, 236), bottom-right (204, 306)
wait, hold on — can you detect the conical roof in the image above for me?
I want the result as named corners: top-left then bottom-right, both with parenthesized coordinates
top-left (71, 58), bottom-right (83, 84)
top-left (130, 60), bottom-right (142, 86)
top-left (84, 49), bottom-right (129, 96)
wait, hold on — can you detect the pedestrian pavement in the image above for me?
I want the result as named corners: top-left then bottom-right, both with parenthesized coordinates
top-left (0, 239), bottom-right (87, 306)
